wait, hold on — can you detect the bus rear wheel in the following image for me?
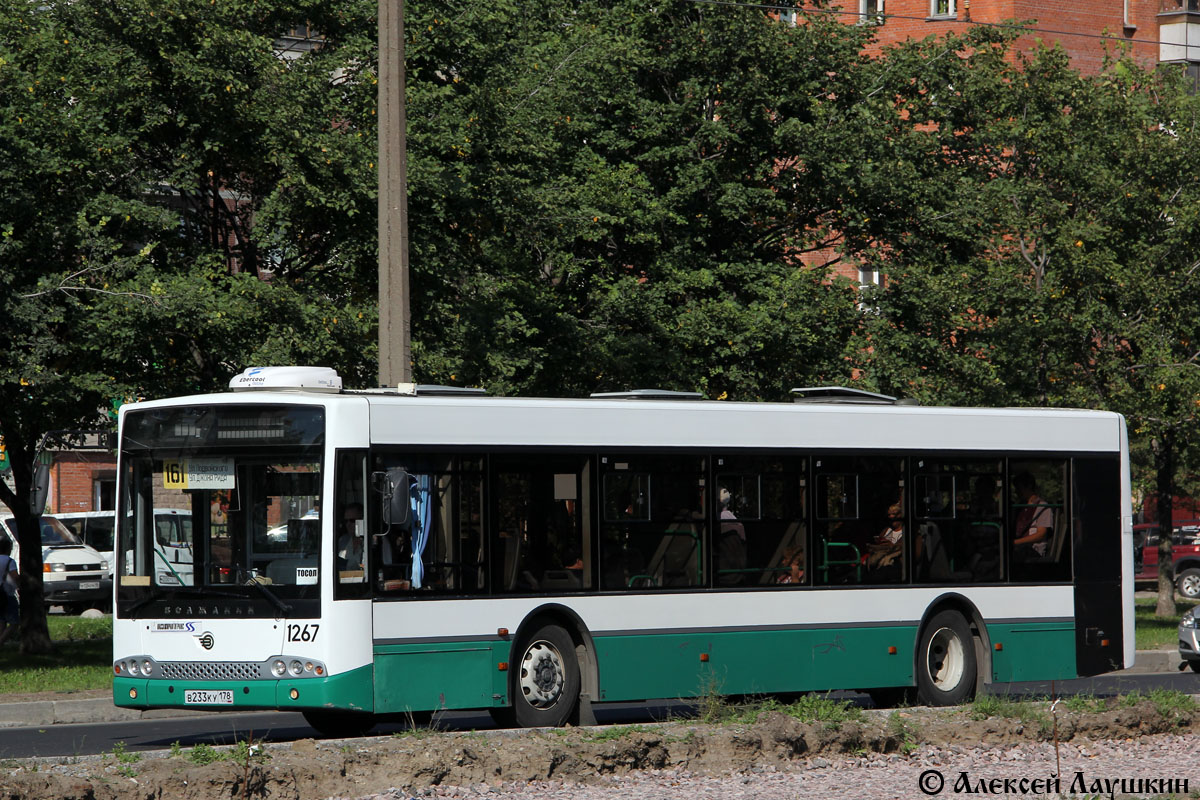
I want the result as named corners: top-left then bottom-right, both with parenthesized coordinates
top-left (302, 710), bottom-right (377, 738)
top-left (512, 624), bottom-right (580, 728)
top-left (916, 610), bottom-right (976, 706)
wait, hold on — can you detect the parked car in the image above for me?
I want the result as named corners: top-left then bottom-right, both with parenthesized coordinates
top-left (55, 509), bottom-right (194, 586)
top-left (1179, 606), bottom-right (1200, 673)
top-left (1134, 521), bottom-right (1200, 599)
top-left (0, 514), bottom-right (111, 614)
top-left (53, 511), bottom-right (115, 576)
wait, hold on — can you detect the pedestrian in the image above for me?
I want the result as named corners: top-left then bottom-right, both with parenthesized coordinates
top-left (0, 536), bottom-right (18, 646)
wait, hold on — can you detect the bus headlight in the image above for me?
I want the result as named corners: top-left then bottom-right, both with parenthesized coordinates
top-left (272, 659), bottom-right (287, 677)
top-left (128, 661), bottom-right (140, 675)
top-left (142, 660), bottom-right (153, 675)
top-left (289, 660), bottom-right (303, 676)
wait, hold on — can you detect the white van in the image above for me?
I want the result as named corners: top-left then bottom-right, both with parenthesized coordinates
top-left (55, 509), bottom-right (194, 586)
top-left (53, 510), bottom-right (116, 576)
top-left (0, 515), bottom-right (112, 614)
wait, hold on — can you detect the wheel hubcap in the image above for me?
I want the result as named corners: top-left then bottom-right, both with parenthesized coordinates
top-left (520, 640), bottom-right (564, 709)
top-left (926, 626), bottom-right (965, 691)
top-left (1183, 575), bottom-right (1200, 597)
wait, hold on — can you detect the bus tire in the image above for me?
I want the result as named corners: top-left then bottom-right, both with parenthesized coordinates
top-left (512, 624), bottom-right (580, 728)
top-left (916, 610), bottom-right (976, 706)
top-left (302, 710), bottom-right (376, 738)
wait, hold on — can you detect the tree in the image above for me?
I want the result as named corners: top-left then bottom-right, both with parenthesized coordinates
top-left (858, 33), bottom-right (1200, 615)
top-left (0, 0), bottom-right (378, 651)
top-left (402, 1), bottom-right (916, 399)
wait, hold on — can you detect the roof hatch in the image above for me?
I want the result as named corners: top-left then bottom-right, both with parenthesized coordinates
top-left (589, 389), bottom-right (704, 400)
top-left (790, 386), bottom-right (897, 405)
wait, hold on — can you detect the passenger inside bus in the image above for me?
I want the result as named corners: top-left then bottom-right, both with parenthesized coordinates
top-left (717, 486), bottom-right (747, 585)
top-left (336, 503), bottom-right (364, 571)
top-left (865, 502), bottom-right (904, 571)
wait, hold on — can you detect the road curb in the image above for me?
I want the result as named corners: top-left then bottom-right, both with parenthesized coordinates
top-left (0, 699), bottom-right (208, 728)
top-left (1117, 649), bottom-right (1187, 675)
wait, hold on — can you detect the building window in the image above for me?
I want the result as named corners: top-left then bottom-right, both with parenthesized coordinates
top-left (861, 0), bottom-right (884, 24)
top-left (930, 0), bottom-right (954, 17)
top-left (779, 8), bottom-right (798, 26)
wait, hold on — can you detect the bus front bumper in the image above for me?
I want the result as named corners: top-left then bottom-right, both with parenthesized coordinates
top-left (113, 663), bottom-right (374, 712)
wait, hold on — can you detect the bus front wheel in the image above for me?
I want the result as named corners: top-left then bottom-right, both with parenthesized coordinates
top-left (302, 710), bottom-right (377, 738)
top-left (512, 624), bottom-right (580, 728)
top-left (916, 610), bottom-right (977, 706)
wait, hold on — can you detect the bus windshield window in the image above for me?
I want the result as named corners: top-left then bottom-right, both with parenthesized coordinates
top-left (117, 405), bottom-right (324, 609)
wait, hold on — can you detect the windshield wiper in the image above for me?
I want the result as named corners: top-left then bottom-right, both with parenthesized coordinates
top-left (244, 580), bottom-right (292, 616)
top-left (227, 568), bottom-right (293, 616)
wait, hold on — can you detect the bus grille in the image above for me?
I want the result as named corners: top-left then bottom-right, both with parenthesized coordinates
top-left (159, 661), bottom-right (261, 681)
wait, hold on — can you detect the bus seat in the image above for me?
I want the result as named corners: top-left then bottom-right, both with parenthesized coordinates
top-left (919, 522), bottom-right (970, 583)
top-left (648, 523), bottom-right (701, 587)
top-left (760, 521), bottom-right (805, 584)
top-left (501, 533), bottom-right (522, 591)
top-left (540, 569), bottom-right (581, 591)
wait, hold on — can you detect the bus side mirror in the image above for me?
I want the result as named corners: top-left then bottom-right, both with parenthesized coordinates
top-left (375, 468), bottom-right (411, 528)
top-left (30, 464), bottom-right (49, 516)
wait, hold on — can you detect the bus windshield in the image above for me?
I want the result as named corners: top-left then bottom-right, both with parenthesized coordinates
top-left (117, 405), bottom-right (324, 617)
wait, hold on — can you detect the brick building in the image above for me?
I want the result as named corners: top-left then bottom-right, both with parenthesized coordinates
top-left (828, 0), bottom-right (1161, 73)
top-left (788, 0), bottom-right (1191, 284)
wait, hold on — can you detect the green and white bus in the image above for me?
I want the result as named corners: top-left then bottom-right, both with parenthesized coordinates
top-left (112, 366), bottom-right (1133, 735)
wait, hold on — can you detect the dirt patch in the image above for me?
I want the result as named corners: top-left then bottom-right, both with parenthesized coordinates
top-left (2, 699), bottom-right (1197, 800)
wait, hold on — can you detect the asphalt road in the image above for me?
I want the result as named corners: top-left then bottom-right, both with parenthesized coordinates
top-left (2, 671), bottom-right (1199, 760)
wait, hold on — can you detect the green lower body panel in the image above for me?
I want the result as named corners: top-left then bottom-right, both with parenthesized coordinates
top-left (113, 664), bottom-right (374, 712)
top-left (373, 640), bottom-right (510, 713)
top-left (989, 623), bottom-right (1077, 682)
top-left (594, 626), bottom-right (919, 701)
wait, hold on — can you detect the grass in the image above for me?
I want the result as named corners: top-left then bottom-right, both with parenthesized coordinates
top-left (697, 691), bottom-right (864, 729)
top-left (886, 710), bottom-right (920, 754)
top-left (0, 615), bottom-right (114, 695)
top-left (1135, 596), bottom-right (1199, 650)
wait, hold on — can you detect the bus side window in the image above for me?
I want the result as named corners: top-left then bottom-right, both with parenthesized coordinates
top-left (1010, 460), bottom-right (1070, 583)
top-left (715, 456), bottom-right (808, 588)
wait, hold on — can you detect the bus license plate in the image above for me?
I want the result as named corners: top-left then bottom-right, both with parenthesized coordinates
top-left (79, 582), bottom-right (100, 590)
top-left (184, 690), bottom-right (234, 705)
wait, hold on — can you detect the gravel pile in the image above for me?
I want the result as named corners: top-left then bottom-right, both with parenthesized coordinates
top-left (350, 734), bottom-right (1197, 800)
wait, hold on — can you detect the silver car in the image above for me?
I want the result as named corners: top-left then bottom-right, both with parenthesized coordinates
top-left (1180, 607), bottom-right (1200, 673)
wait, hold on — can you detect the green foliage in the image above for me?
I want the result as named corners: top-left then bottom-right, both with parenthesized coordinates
top-left (886, 711), bottom-right (920, 755)
top-left (110, 741), bottom-right (139, 764)
top-left (1147, 689), bottom-right (1197, 721)
top-left (1062, 692), bottom-right (1107, 714)
top-left (698, 692), bottom-right (864, 727)
top-left (969, 694), bottom-right (1048, 727)
top-left (186, 743), bottom-right (223, 766)
top-left (582, 724), bottom-right (657, 742)
top-left (405, 1), bottom-right (871, 398)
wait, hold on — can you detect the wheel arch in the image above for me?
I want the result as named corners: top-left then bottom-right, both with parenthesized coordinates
top-left (509, 603), bottom-right (599, 706)
top-left (1172, 558), bottom-right (1200, 575)
top-left (915, 592), bottom-right (992, 691)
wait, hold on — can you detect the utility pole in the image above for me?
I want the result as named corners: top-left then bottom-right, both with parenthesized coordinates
top-left (378, 0), bottom-right (411, 386)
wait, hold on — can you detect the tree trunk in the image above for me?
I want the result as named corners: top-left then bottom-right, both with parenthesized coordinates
top-left (0, 431), bottom-right (54, 654)
top-left (1154, 434), bottom-right (1177, 618)
top-left (16, 567), bottom-right (52, 655)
